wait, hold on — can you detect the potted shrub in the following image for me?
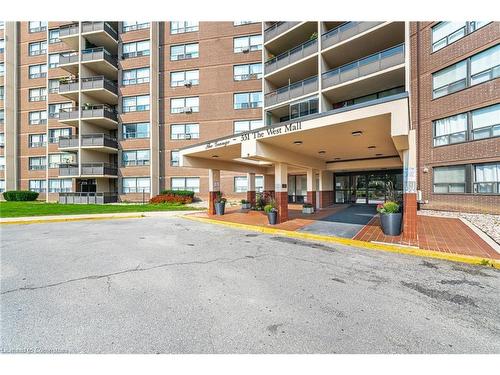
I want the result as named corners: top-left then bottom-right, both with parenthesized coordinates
top-left (240, 199), bottom-right (251, 209)
top-left (214, 192), bottom-right (227, 216)
top-left (264, 200), bottom-right (278, 225)
top-left (302, 202), bottom-right (314, 214)
top-left (377, 201), bottom-right (402, 236)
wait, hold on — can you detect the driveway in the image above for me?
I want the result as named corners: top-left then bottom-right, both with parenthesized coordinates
top-left (1, 216), bottom-right (499, 353)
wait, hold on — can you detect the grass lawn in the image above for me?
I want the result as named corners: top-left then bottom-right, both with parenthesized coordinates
top-left (0, 201), bottom-right (201, 218)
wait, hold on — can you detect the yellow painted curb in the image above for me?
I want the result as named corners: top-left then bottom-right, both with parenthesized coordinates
top-left (0, 214), bottom-right (144, 225)
top-left (182, 214), bottom-right (500, 269)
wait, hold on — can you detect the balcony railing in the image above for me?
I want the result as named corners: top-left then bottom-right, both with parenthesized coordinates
top-left (265, 76), bottom-right (318, 107)
top-left (321, 21), bottom-right (384, 50)
top-left (59, 80), bottom-right (79, 94)
top-left (265, 38), bottom-right (318, 75)
top-left (322, 43), bottom-right (405, 89)
top-left (59, 52), bottom-right (79, 65)
top-left (59, 192), bottom-right (118, 204)
top-left (81, 76), bottom-right (118, 95)
top-left (81, 163), bottom-right (118, 176)
top-left (264, 22), bottom-right (301, 42)
top-left (59, 163), bottom-right (79, 176)
top-left (59, 23), bottom-right (79, 38)
top-left (82, 22), bottom-right (118, 41)
top-left (59, 136), bottom-right (79, 148)
top-left (81, 47), bottom-right (117, 68)
top-left (81, 104), bottom-right (118, 122)
top-left (81, 134), bottom-right (118, 149)
top-left (59, 107), bottom-right (80, 122)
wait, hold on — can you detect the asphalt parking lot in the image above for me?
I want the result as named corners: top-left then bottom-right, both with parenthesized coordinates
top-left (1, 216), bottom-right (499, 354)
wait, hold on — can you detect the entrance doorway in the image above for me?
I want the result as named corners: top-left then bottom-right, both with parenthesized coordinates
top-left (334, 170), bottom-right (403, 204)
top-left (78, 179), bottom-right (97, 193)
top-left (288, 175), bottom-right (307, 203)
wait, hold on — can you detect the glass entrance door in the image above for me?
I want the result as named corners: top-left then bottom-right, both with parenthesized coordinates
top-left (288, 175), bottom-right (307, 203)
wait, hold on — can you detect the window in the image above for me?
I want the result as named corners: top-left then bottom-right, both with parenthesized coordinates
top-left (122, 122), bottom-right (150, 139)
top-left (170, 97), bottom-right (199, 113)
top-left (29, 87), bottom-right (47, 102)
top-left (122, 95), bottom-right (150, 112)
top-left (122, 21), bottom-right (149, 32)
top-left (471, 104), bottom-right (500, 140)
top-left (49, 178), bottom-right (72, 193)
top-left (29, 64), bottom-right (47, 79)
top-left (170, 123), bottom-right (199, 139)
top-left (29, 110), bottom-right (47, 125)
top-left (233, 176), bottom-right (264, 193)
top-left (48, 103), bottom-right (72, 118)
top-left (28, 41), bottom-right (47, 56)
top-left (0, 133), bottom-right (4, 147)
top-left (122, 67), bottom-right (150, 85)
top-left (29, 134), bottom-right (47, 148)
top-left (432, 60), bottom-right (467, 98)
top-left (122, 149), bottom-right (151, 166)
top-left (0, 180), bottom-right (4, 193)
top-left (29, 21), bottom-right (47, 33)
top-left (48, 128), bottom-right (71, 143)
top-left (29, 179), bottom-right (46, 193)
top-left (0, 156), bottom-right (4, 170)
top-left (474, 163), bottom-right (500, 194)
top-left (48, 79), bottom-right (60, 93)
top-left (433, 113), bottom-right (467, 146)
top-left (170, 70), bottom-right (199, 87)
top-left (234, 35), bottom-right (262, 53)
top-left (0, 22), bottom-right (4, 30)
top-left (290, 97), bottom-right (319, 120)
top-left (470, 44), bottom-right (500, 85)
top-left (48, 53), bottom-right (60, 68)
top-left (170, 43), bottom-right (199, 61)
top-left (170, 21), bottom-right (199, 34)
top-left (333, 86), bottom-right (406, 109)
top-left (234, 92), bottom-right (262, 109)
top-left (234, 63), bottom-right (262, 81)
top-left (170, 151), bottom-right (180, 166)
top-left (432, 44), bottom-right (500, 98)
top-left (0, 63), bottom-right (4, 76)
top-left (29, 157), bottom-right (46, 170)
top-left (122, 40), bottom-right (150, 59)
top-left (234, 21), bottom-right (257, 26)
top-left (433, 165), bottom-right (466, 193)
top-left (0, 39), bottom-right (3, 53)
top-left (48, 153), bottom-right (76, 168)
top-left (49, 29), bottom-right (60, 44)
top-left (432, 22), bottom-right (490, 52)
top-left (122, 177), bottom-right (150, 193)
top-left (0, 86), bottom-right (4, 100)
top-left (171, 177), bottom-right (200, 192)
top-left (0, 110), bottom-right (3, 124)
top-left (234, 119), bottom-right (264, 134)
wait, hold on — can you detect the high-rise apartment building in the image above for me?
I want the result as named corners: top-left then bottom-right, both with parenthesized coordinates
top-left (1, 21), bottom-right (498, 227)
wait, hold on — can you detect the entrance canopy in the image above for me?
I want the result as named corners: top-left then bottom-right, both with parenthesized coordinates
top-left (179, 94), bottom-right (410, 175)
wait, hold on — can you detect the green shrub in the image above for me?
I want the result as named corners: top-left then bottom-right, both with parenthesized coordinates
top-left (159, 189), bottom-right (195, 198)
top-left (3, 190), bottom-right (39, 201)
top-left (264, 199), bottom-right (277, 213)
top-left (377, 201), bottom-right (400, 214)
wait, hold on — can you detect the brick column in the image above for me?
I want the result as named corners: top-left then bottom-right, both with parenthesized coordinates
top-left (318, 170), bottom-right (334, 208)
top-left (306, 168), bottom-right (317, 209)
top-left (246, 191), bottom-right (256, 206)
top-left (246, 172), bottom-right (256, 206)
top-left (306, 191), bottom-right (317, 208)
top-left (275, 191), bottom-right (289, 223)
top-left (402, 193), bottom-right (418, 243)
top-left (208, 169), bottom-right (220, 216)
top-left (274, 163), bottom-right (288, 224)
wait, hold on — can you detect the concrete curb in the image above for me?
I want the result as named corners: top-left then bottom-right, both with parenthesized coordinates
top-left (0, 214), bottom-right (145, 225)
top-left (182, 214), bottom-right (500, 269)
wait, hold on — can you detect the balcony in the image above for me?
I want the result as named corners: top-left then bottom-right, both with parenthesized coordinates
top-left (59, 163), bottom-right (79, 176)
top-left (81, 104), bottom-right (118, 129)
top-left (81, 163), bottom-right (118, 177)
top-left (58, 79), bottom-right (79, 100)
top-left (81, 134), bottom-right (118, 152)
top-left (58, 107), bottom-right (80, 126)
top-left (322, 43), bottom-right (405, 91)
top-left (59, 192), bottom-right (118, 204)
top-left (59, 23), bottom-right (79, 50)
top-left (265, 76), bottom-right (318, 108)
top-left (322, 22), bottom-right (384, 50)
top-left (81, 47), bottom-right (118, 80)
top-left (59, 135), bottom-right (79, 149)
top-left (264, 22), bottom-right (301, 43)
top-left (81, 22), bottom-right (118, 53)
top-left (265, 37), bottom-right (318, 75)
top-left (59, 52), bottom-right (79, 74)
top-left (80, 76), bottom-right (118, 104)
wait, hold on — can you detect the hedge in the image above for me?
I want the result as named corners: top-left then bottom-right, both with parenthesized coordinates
top-left (3, 190), bottom-right (39, 201)
top-left (150, 193), bottom-right (192, 204)
top-left (159, 189), bottom-right (195, 198)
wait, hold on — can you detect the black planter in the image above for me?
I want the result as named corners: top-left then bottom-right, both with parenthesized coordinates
top-left (215, 202), bottom-right (225, 216)
top-left (267, 211), bottom-right (278, 225)
top-left (379, 212), bottom-right (402, 236)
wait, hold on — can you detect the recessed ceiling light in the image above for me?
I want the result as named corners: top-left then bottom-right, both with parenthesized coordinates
top-left (351, 131), bottom-right (363, 136)
top-left (212, 155), bottom-right (219, 158)
top-left (334, 157), bottom-right (341, 160)
top-left (293, 140), bottom-right (303, 145)
top-left (318, 150), bottom-right (326, 155)
top-left (368, 145), bottom-right (376, 149)
top-left (375, 153), bottom-right (383, 156)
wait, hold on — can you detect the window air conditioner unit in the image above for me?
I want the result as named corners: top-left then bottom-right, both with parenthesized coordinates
top-left (185, 134), bottom-right (192, 140)
top-left (184, 80), bottom-right (192, 87)
top-left (242, 47), bottom-right (250, 53)
top-left (183, 107), bottom-right (193, 114)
